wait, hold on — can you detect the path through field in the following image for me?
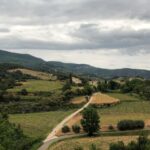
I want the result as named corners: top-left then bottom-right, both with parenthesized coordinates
top-left (38, 93), bottom-right (119, 150)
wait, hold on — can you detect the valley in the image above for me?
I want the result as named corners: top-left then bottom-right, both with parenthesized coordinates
top-left (0, 50), bottom-right (150, 150)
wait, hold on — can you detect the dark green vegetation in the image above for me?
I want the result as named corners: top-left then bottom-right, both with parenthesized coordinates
top-left (117, 120), bottom-right (145, 131)
top-left (62, 125), bottom-right (70, 133)
top-left (72, 125), bottom-right (81, 134)
top-left (81, 107), bottom-right (100, 136)
top-left (0, 49), bottom-right (150, 79)
top-left (110, 134), bottom-right (150, 150)
top-left (0, 113), bottom-right (38, 150)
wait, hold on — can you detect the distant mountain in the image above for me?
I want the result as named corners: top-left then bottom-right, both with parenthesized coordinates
top-left (0, 49), bottom-right (45, 68)
top-left (46, 61), bottom-right (150, 79)
top-left (0, 49), bottom-right (150, 79)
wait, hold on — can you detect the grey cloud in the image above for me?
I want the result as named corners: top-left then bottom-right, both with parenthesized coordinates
top-left (0, 0), bottom-right (150, 25)
top-left (0, 24), bottom-right (150, 55)
top-left (0, 27), bottom-right (10, 33)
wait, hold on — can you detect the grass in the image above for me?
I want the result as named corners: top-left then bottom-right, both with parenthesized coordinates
top-left (49, 135), bottom-right (138, 150)
top-left (107, 93), bottom-right (140, 101)
top-left (8, 80), bottom-right (63, 92)
top-left (10, 110), bottom-right (75, 138)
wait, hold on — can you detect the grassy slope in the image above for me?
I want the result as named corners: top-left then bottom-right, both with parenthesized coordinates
top-left (8, 80), bottom-right (63, 92)
top-left (10, 110), bottom-right (75, 139)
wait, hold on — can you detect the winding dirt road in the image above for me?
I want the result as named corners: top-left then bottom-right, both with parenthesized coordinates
top-left (38, 93), bottom-right (119, 150)
top-left (38, 94), bottom-right (95, 150)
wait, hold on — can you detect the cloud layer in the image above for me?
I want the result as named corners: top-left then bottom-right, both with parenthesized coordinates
top-left (0, 0), bottom-right (150, 69)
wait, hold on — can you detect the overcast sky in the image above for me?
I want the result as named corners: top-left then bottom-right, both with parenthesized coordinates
top-left (0, 0), bottom-right (150, 69)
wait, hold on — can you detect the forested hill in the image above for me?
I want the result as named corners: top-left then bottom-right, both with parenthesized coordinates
top-left (0, 49), bottom-right (150, 79)
top-left (0, 49), bottom-right (45, 68)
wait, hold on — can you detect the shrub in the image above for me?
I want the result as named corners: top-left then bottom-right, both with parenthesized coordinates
top-left (108, 125), bottom-right (114, 130)
top-left (89, 144), bottom-right (101, 150)
top-left (62, 125), bottom-right (70, 133)
top-left (74, 146), bottom-right (83, 150)
top-left (20, 89), bottom-right (28, 95)
top-left (72, 125), bottom-right (81, 133)
top-left (109, 141), bottom-right (125, 150)
top-left (117, 120), bottom-right (145, 131)
top-left (109, 135), bottom-right (150, 150)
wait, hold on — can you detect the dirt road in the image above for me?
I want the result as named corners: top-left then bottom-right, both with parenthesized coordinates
top-left (38, 94), bottom-right (95, 150)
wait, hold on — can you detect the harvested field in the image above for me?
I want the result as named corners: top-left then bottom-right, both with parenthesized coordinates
top-left (49, 135), bottom-right (138, 150)
top-left (9, 68), bottom-right (57, 80)
top-left (91, 93), bottom-right (120, 105)
top-left (70, 96), bottom-right (87, 104)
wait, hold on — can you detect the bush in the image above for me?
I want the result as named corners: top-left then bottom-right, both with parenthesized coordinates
top-left (72, 125), bottom-right (81, 133)
top-left (109, 134), bottom-right (150, 150)
top-left (74, 146), bottom-right (83, 150)
top-left (20, 89), bottom-right (28, 95)
top-left (117, 120), bottom-right (145, 131)
top-left (110, 141), bottom-right (125, 150)
top-left (108, 125), bottom-right (114, 130)
top-left (62, 125), bottom-right (70, 133)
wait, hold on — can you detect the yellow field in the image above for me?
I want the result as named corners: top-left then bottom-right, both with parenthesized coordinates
top-left (70, 96), bottom-right (87, 104)
top-left (49, 135), bottom-right (138, 150)
top-left (9, 68), bottom-right (57, 80)
top-left (91, 93), bottom-right (120, 105)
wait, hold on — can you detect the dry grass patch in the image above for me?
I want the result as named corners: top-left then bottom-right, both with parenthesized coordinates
top-left (91, 93), bottom-right (120, 105)
top-left (70, 96), bottom-right (87, 104)
top-left (9, 68), bottom-right (57, 80)
top-left (49, 135), bottom-right (138, 150)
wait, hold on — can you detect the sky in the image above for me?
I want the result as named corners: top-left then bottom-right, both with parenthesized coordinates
top-left (0, 0), bottom-right (150, 70)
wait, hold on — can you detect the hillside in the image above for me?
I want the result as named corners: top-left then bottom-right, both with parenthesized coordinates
top-left (0, 49), bottom-right (150, 79)
top-left (0, 49), bottom-right (45, 68)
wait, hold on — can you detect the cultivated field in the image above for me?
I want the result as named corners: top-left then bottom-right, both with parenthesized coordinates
top-left (10, 110), bottom-right (75, 138)
top-left (70, 96), bottom-right (87, 104)
top-left (9, 68), bottom-right (57, 80)
top-left (91, 93), bottom-right (119, 104)
top-left (59, 93), bottom-right (150, 134)
top-left (8, 80), bottom-right (63, 92)
top-left (49, 135), bottom-right (138, 150)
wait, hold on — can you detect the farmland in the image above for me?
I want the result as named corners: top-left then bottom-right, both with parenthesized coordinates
top-left (9, 68), bottom-right (57, 80)
top-left (8, 80), bottom-right (63, 92)
top-left (10, 110), bottom-right (75, 138)
top-left (49, 135), bottom-right (138, 150)
top-left (55, 93), bottom-right (150, 136)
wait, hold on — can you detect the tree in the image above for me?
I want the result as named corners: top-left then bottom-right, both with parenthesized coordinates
top-left (72, 125), bottom-right (81, 133)
top-left (81, 107), bottom-right (100, 136)
top-left (62, 81), bottom-right (71, 92)
top-left (83, 84), bottom-right (93, 95)
top-left (62, 125), bottom-right (70, 133)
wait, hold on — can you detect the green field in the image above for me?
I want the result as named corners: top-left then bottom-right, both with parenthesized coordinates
top-left (10, 110), bottom-right (75, 138)
top-left (107, 93), bottom-right (140, 101)
top-left (8, 80), bottom-right (63, 92)
top-left (99, 93), bottom-right (150, 126)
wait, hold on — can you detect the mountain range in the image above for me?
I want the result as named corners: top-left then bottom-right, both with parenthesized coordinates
top-left (0, 49), bottom-right (150, 79)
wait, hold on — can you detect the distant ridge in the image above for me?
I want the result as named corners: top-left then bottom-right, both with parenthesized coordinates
top-left (0, 49), bottom-right (150, 79)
